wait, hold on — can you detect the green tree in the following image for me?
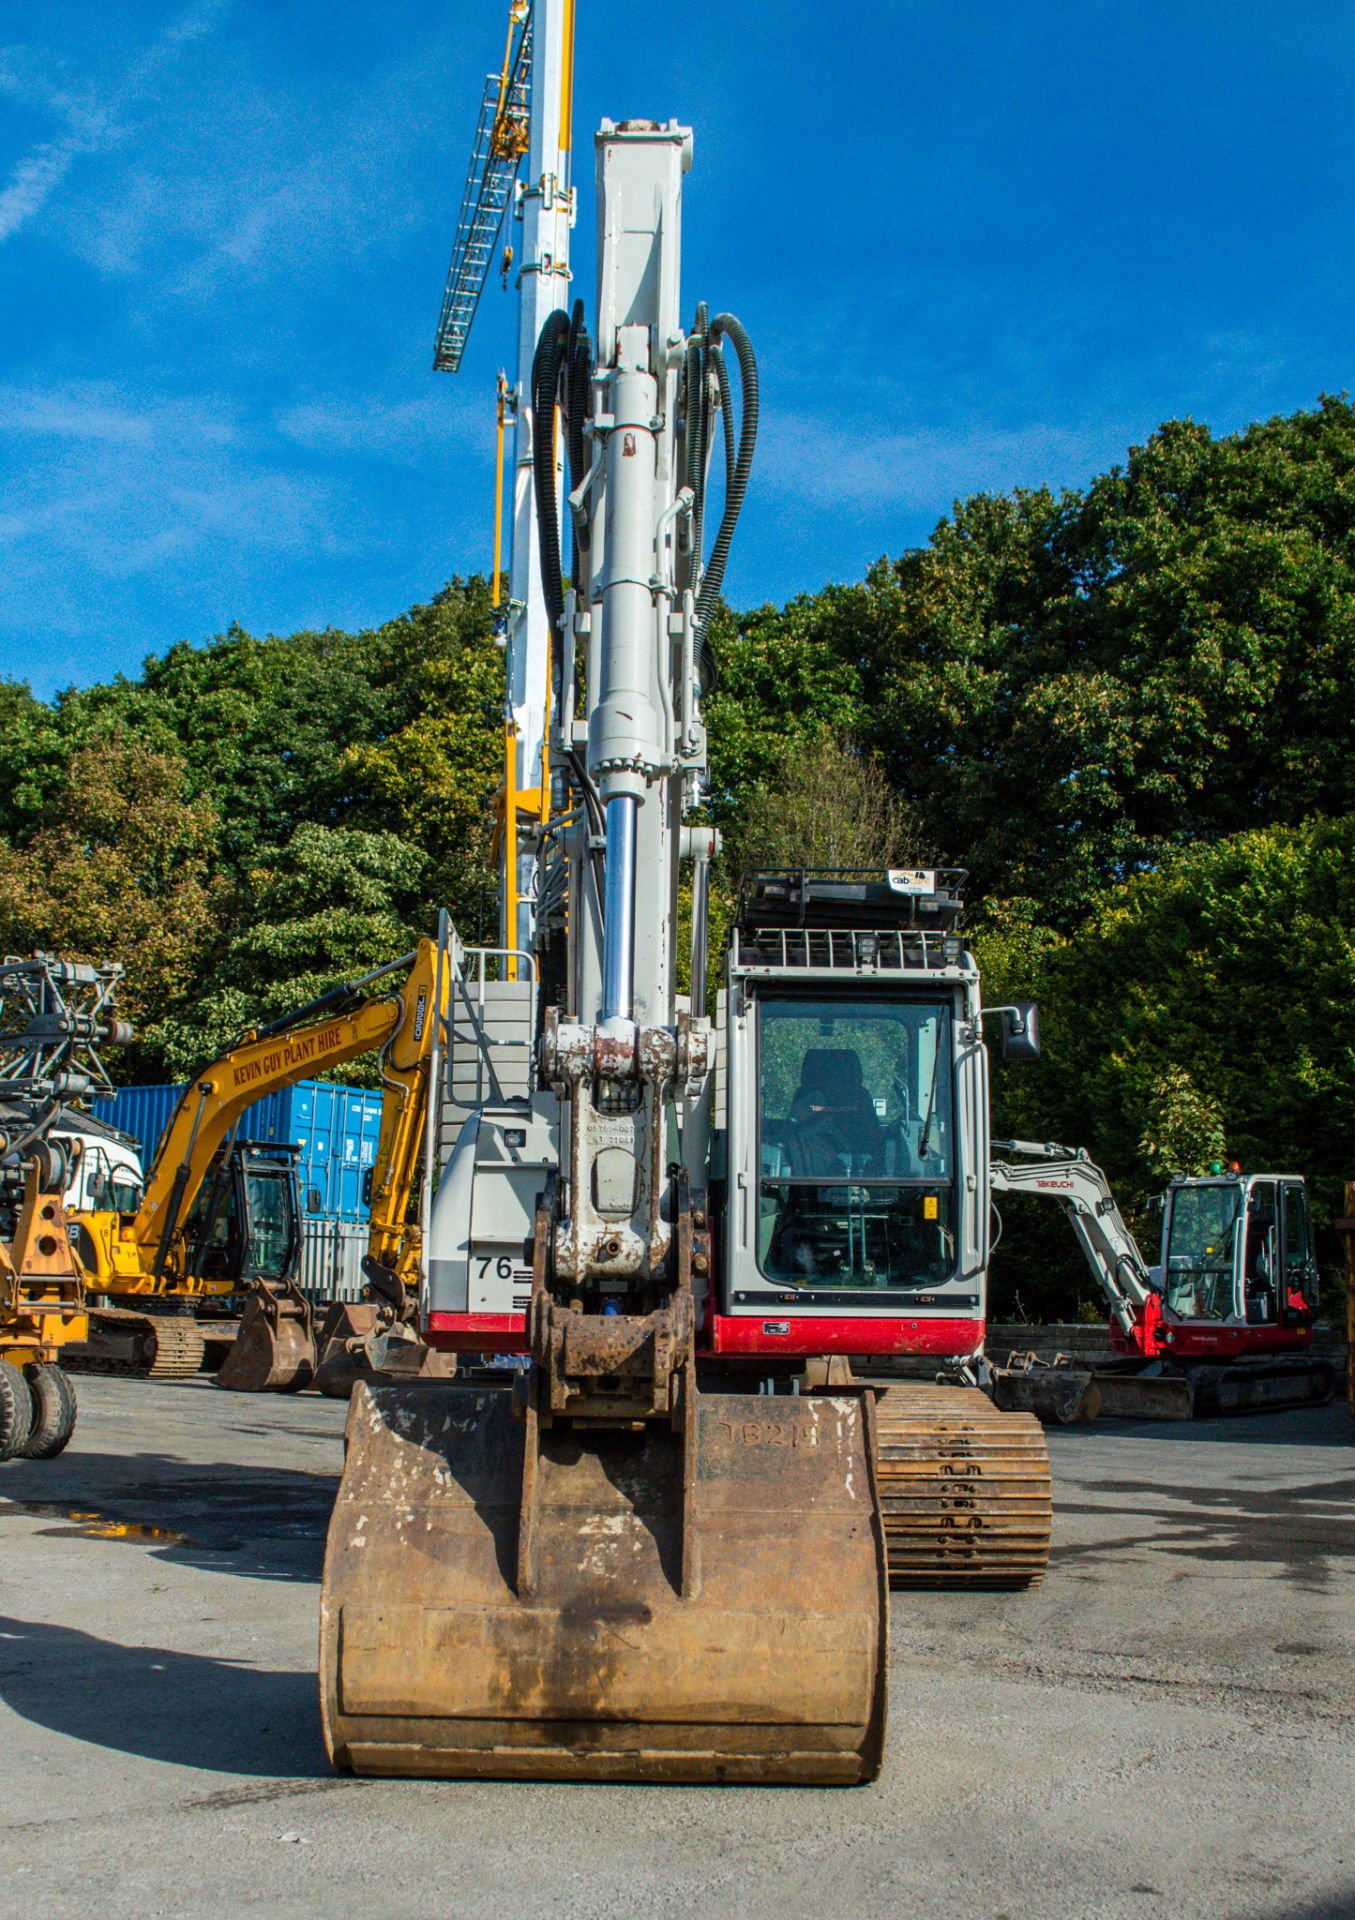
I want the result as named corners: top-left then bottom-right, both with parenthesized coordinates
top-left (705, 593), bottom-right (871, 831)
top-left (0, 680), bottom-right (69, 840)
top-left (862, 396), bottom-right (1355, 920)
top-left (1137, 1067), bottom-right (1227, 1182)
top-left (726, 731), bottom-right (928, 879)
top-left (977, 816), bottom-right (1355, 1316)
top-left (0, 741), bottom-right (220, 1050)
top-left (149, 822), bottom-right (427, 1079)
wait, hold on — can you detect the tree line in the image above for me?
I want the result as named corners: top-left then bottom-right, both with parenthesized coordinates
top-left (3, 395), bottom-right (1352, 1313)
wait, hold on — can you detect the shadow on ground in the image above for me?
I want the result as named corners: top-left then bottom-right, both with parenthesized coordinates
top-left (1053, 1402), bottom-right (1355, 1449)
top-left (1049, 1465), bottom-right (1355, 1589)
top-left (0, 1449), bottom-right (337, 1582)
top-left (0, 1614), bottom-right (325, 1777)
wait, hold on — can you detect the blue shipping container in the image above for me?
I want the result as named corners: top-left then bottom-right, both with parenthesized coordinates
top-left (93, 1080), bottom-right (384, 1224)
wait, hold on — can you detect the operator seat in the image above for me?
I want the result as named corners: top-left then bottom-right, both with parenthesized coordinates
top-left (787, 1048), bottom-right (883, 1177)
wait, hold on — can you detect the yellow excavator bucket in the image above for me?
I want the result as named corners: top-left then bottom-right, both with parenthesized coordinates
top-left (320, 1381), bottom-right (887, 1784)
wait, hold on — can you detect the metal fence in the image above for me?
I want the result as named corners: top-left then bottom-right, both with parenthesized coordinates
top-left (298, 1218), bottom-right (369, 1304)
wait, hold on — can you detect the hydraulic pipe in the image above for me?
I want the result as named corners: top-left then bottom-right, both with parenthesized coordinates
top-left (600, 794), bottom-right (638, 1022)
top-left (689, 845), bottom-right (710, 1016)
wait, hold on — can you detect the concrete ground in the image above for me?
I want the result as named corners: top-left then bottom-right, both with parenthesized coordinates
top-left (0, 1377), bottom-right (1351, 1920)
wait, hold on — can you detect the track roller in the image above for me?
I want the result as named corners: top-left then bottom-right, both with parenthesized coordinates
top-left (144, 1317), bottom-right (208, 1378)
top-left (873, 1383), bottom-right (1051, 1589)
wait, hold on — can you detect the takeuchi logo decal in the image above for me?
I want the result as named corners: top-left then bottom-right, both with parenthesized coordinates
top-left (231, 1026), bottom-right (346, 1090)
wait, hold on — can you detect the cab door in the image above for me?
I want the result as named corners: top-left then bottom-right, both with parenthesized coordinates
top-left (238, 1159), bottom-right (301, 1286)
top-left (1279, 1182), bottom-right (1319, 1323)
top-left (1241, 1179), bottom-right (1279, 1325)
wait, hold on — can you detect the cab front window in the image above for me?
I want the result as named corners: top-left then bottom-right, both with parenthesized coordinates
top-left (244, 1170), bottom-right (295, 1283)
top-left (1164, 1184), bottom-right (1240, 1322)
top-left (756, 995), bottom-right (955, 1292)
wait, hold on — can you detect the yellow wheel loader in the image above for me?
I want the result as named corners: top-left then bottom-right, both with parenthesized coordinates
top-left (0, 955), bottom-right (132, 1459)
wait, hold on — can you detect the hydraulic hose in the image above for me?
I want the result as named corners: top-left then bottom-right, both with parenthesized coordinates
top-left (531, 307), bottom-right (572, 638)
top-left (698, 339), bottom-right (738, 694)
top-left (565, 300), bottom-right (592, 584)
top-left (710, 339), bottom-right (737, 500)
top-left (695, 312), bottom-right (758, 633)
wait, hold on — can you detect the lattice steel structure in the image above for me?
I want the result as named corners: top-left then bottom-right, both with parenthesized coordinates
top-left (0, 955), bottom-right (129, 1154)
top-left (433, 3), bottom-right (533, 373)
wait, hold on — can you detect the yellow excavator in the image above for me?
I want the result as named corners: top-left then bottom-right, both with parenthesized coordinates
top-left (68, 940), bottom-right (449, 1389)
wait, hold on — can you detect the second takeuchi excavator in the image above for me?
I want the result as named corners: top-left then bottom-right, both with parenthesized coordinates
top-left (988, 1141), bottom-right (1332, 1419)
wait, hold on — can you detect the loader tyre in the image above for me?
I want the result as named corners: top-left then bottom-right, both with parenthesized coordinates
top-left (0, 1358), bottom-right (34, 1462)
top-left (18, 1363), bottom-right (77, 1459)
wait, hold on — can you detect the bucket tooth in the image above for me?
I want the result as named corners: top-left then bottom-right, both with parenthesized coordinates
top-left (319, 1380), bottom-right (888, 1784)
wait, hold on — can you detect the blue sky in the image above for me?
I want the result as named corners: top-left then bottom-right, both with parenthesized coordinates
top-left (2, 1), bottom-right (1352, 697)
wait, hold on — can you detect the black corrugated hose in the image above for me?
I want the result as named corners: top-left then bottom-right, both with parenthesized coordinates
top-left (531, 306), bottom-right (572, 636)
top-left (695, 311), bottom-right (758, 633)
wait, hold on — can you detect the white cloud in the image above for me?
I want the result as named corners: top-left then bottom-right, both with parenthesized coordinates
top-left (0, 381), bottom-right (236, 448)
top-left (0, 144), bottom-right (78, 243)
top-left (274, 391), bottom-right (480, 464)
top-left (0, 2), bottom-right (233, 246)
top-left (0, 378), bottom-right (342, 603)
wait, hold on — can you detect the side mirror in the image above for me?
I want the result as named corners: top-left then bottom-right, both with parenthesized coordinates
top-left (306, 1187), bottom-right (323, 1215)
top-left (999, 1003), bottom-right (1041, 1064)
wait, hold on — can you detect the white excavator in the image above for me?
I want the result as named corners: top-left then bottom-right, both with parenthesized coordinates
top-left (988, 1141), bottom-right (1331, 1418)
top-left (318, 116), bottom-right (1053, 1786)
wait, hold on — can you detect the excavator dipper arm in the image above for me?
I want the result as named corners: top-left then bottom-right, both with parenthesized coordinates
top-left (989, 1138), bottom-right (1157, 1344)
top-left (987, 1140), bottom-right (1197, 1419)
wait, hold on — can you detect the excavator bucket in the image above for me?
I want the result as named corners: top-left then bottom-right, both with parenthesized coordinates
top-left (312, 1302), bottom-right (457, 1400)
top-left (216, 1289), bottom-right (316, 1393)
top-left (990, 1357), bottom-right (1103, 1425)
top-left (1091, 1369), bottom-right (1194, 1420)
top-left (320, 1380), bottom-right (888, 1784)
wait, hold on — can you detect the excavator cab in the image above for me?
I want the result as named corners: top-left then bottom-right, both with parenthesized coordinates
top-left (181, 1141), bottom-right (302, 1288)
top-left (1160, 1173), bottom-right (1318, 1331)
top-left (210, 1143), bottom-right (315, 1394)
top-left (715, 870), bottom-right (988, 1355)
